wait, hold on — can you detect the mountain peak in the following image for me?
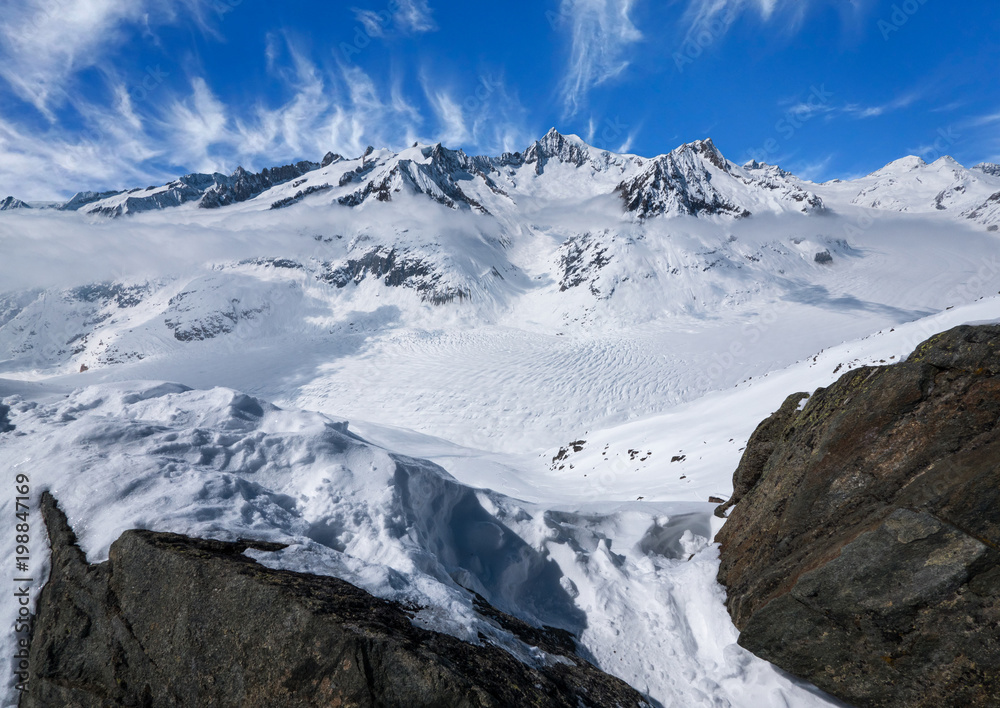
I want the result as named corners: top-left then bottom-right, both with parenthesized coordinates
top-left (670, 138), bottom-right (729, 172)
top-left (521, 128), bottom-right (591, 174)
top-left (872, 155), bottom-right (928, 176)
top-left (0, 196), bottom-right (31, 210)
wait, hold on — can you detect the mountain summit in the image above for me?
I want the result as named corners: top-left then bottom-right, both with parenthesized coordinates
top-left (12, 131), bottom-right (994, 231)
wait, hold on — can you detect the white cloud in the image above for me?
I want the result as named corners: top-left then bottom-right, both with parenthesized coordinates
top-left (966, 110), bottom-right (1000, 128)
top-left (841, 92), bottom-right (920, 119)
top-left (0, 29), bottom-right (529, 200)
top-left (164, 78), bottom-right (231, 172)
top-left (426, 91), bottom-right (470, 146)
top-left (679, 0), bottom-right (874, 46)
top-left (557, 0), bottom-right (643, 117)
top-left (395, 0), bottom-right (436, 33)
top-left (788, 153), bottom-right (835, 182)
top-left (682, 0), bottom-right (778, 42)
top-left (354, 10), bottom-right (387, 38)
top-left (0, 0), bottom-right (203, 115)
top-left (422, 73), bottom-right (530, 155)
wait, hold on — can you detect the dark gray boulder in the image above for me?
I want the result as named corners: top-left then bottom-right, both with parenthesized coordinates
top-left (21, 493), bottom-right (650, 708)
top-left (716, 324), bottom-right (1000, 708)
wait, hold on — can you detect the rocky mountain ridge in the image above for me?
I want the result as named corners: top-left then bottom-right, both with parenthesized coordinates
top-left (7, 129), bottom-right (996, 228)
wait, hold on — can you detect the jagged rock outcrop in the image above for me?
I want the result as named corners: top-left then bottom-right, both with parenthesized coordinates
top-left (84, 173), bottom-right (223, 217)
top-left (0, 196), bottom-right (31, 210)
top-left (713, 391), bottom-right (809, 519)
top-left (716, 324), bottom-right (1000, 708)
top-left (201, 161), bottom-right (320, 209)
top-left (617, 140), bottom-right (825, 219)
top-left (22, 493), bottom-right (648, 708)
top-left (521, 128), bottom-right (591, 174)
top-left (270, 183), bottom-right (333, 209)
top-left (319, 247), bottom-right (469, 304)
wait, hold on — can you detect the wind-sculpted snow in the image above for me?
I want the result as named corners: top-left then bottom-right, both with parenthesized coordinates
top-left (0, 381), bottom-right (842, 707)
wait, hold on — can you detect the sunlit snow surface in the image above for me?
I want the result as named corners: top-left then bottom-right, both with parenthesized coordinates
top-left (2, 151), bottom-right (1000, 706)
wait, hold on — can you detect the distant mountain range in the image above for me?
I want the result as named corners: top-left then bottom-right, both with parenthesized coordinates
top-left (2, 129), bottom-right (999, 378)
top-left (5, 129), bottom-right (997, 227)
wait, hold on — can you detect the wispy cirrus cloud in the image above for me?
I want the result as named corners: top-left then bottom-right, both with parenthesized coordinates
top-left (557, 0), bottom-right (643, 118)
top-left (353, 0), bottom-right (436, 37)
top-left (0, 0), bottom-right (209, 115)
top-left (0, 29), bottom-right (530, 200)
top-left (422, 72), bottom-right (529, 155)
top-left (395, 0), bottom-right (436, 32)
top-left (777, 89), bottom-right (922, 123)
top-left (841, 92), bottom-right (921, 119)
top-left (679, 0), bottom-right (873, 44)
top-left (682, 0), bottom-right (783, 40)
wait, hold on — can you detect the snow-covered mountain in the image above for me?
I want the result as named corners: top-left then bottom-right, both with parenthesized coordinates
top-left (46, 129), bottom-right (824, 220)
top-left (3, 130), bottom-right (1000, 708)
top-left (818, 154), bottom-right (1000, 226)
top-left (0, 196), bottom-right (30, 210)
top-left (2, 130), bottom-right (999, 393)
top-left (22, 128), bottom-right (998, 234)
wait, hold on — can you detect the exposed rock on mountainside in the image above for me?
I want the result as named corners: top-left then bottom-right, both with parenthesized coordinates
top-left (617, 140), bottom-right (752, 219)
top-left (337, 144), bottom-right (496, 212)
top-left (319, 247), bottom-right (469, 304)
top-left (66, 161), bottom-right (323, 216)
top-left (616, 139), bottom-right (824, 219)
top-left (59, 190), bottom-right (124, 211)
top-left (973, 162), bottom-right (1000, 177)
top-left (716, 324), bottom-right (1000, 708)
top-left (712, 391), bottom-right (809, 519)
top-left (963, 190), bottom-right (1000, 227)
top-left (45, 130), bottom-right (844, 221)
top-left (22, 493), bottom-right (650, 708)
top-left (201, 161), bottom-right (321, 209)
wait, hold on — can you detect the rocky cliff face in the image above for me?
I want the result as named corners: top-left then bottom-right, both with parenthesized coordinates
top-left (716, 324), bottom-right (1000, 708)
top-left (21, 493), bottom-right (650, 708)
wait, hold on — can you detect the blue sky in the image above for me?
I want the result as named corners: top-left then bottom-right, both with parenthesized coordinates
top-left (1, 0), bottom-right (998, 198)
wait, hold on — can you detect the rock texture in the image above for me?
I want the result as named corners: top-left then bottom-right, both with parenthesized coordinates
top-left (716, 324), bottom-right (1000, 708)
top-left (22, 493), bottom-right (650, 708)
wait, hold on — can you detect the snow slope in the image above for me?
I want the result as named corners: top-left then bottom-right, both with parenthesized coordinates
top-left (6, 296), bottom-right (999, 708)
top-left (3, 132), bottom-right (1000, 707)
top-left (1, 379), bottom-right (846, 708)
